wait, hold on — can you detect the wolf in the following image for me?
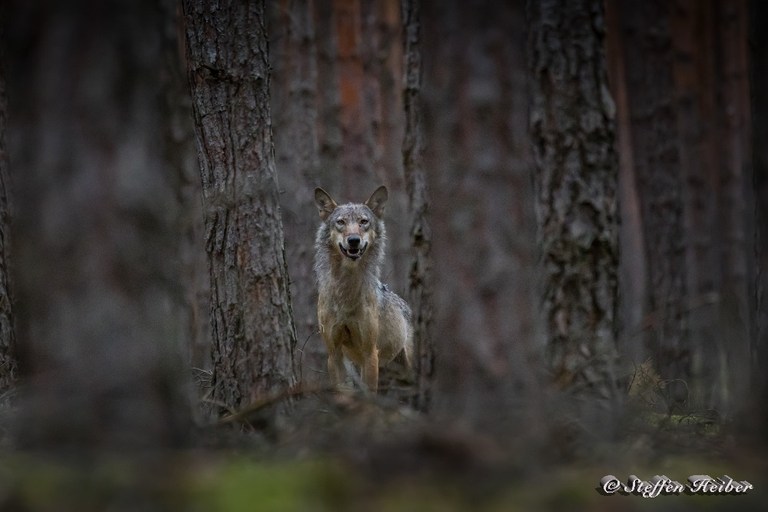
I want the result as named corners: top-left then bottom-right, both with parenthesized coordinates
top-left (313, 185), bottom-right (413, 392)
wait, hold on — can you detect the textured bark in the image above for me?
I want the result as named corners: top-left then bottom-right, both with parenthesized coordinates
top-left (618, 0), bottom-right (689, 387)
top-left (6, 0), bottom-right (190, 450)
top-left (183, 0), bottom-right (297, 413)
top-left (401, 0), bottom-right (433, 410)
top-left (527, 0), bottom-right (620, 397)
top-left (0, 30), bottom-right (16, 397)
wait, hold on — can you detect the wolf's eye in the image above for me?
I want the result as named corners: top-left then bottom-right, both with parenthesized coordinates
top-left (335, 219), bottom-right (346, 228)
top-left (359, 218), bottom-right (369, 226)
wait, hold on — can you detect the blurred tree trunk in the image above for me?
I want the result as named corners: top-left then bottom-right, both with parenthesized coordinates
top-left (183, 0), bottom-right (297, 414)
top-left (6, 0), bottom-right (190, 450)
top-left (0, 36), bottom-right (16, 398)
top-left (605, 0), bottom-right (647, 365)
top-left (401, 0), bottom-right (433, 410)
top-left (527, 0), bottom-right (620, 399)
top-left (361, 0), bottom-right (409, 286)
top-left (617, 0), bottom-right (690, 394)
top-left (315, 0), bottom-right (344, 186)
top-left (334, 0), bottom-right (374, 195)
top-left (750, 0), bottom-right (768, 433)
top-left (668, 0), bottom-right (720, 408)
top-left (423, 0), bottom-right (540, 428)
top-left (669, 0), bottom-right (751, 412)
top-left (709, 1), bottom-right (751, 414)
top-left (270, 0), bottom-right (325, 387)
top-left (159, 0), bottom-right (211, 415)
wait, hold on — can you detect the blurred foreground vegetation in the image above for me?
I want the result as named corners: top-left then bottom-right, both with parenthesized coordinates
top-left (1, 392), bottom-right (766, 512)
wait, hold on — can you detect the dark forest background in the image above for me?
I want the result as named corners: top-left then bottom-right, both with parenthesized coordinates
top-left (0, 0), bottom-right (767, 510)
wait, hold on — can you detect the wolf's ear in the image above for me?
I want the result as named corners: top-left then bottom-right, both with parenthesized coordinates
top-left (365, 185), bottom-right (388, 218)
top-left (314, 188), bottom-right (337, 220)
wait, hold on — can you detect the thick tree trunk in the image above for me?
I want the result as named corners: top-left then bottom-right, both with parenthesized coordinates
top-left (183, 0), bottom-right (297, 414)
top-left (401, 0), bottom-right (433, 410)
top-left (527, 0), bottom-right (620, 398)
top-left (6, 0), bottom-right (190, 450)
top-left (0, 36), bottom-right (16, 398)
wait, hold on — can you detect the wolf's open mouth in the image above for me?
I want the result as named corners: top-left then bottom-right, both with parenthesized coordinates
top-left (339, 243), bottom-right (366, 260)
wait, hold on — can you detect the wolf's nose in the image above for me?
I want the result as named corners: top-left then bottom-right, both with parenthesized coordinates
top-left (347, 235), bottom-right (361, 247)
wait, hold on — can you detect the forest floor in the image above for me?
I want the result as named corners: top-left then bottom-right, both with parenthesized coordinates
top-left (1, 390), bottom-right (767, 511)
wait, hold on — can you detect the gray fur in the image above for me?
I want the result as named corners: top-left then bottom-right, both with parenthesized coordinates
top-left (313, 186), bottom-right (413, 391)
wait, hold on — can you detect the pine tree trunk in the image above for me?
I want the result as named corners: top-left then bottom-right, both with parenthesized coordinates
top-left (527, 0), bottom-right (620, 398)
top-left (0, 40), bottom-right (16, 398)
top-left (401, 0), bottom-right (433, 410)
top-left (183, 0), bottom-right (297, 413)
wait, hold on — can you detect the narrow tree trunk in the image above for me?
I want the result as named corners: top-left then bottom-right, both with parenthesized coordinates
top-left (0, 31), bottom-right (16, 398)
top-left (618, 0), bottom-right (689, 394)
top-left (315, 0), bottom-right (344, 186)
top-left (749, 0), bottom-right (768, 436)
top-left (333, 0), bottom-right (375, 195)
top-left (271, 0), bottom-right (325, 387)
top-left (605, 0), bottom-right (647, 364)
top-left (183, 0), bottom-right (297, 414)
top-left (527, 0), bottom-right (620, 399)
top-left (401, 0), bottom-right (433, 410)
top-left (711, 0), bottom-right (751, 413)
top-left (158, 0), bottom-right (212, 421)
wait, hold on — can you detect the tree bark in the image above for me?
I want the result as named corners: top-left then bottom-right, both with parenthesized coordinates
top-left (527, 0), bottom-right (620, 398)
top-left (6, 0), bottom-right (190, 450)
top-left (0, 25), bottom-right (16, 398)
top-left (401, 0), bottom-right (434, 410)
top-left (183, 0), bottom-right (297, 414)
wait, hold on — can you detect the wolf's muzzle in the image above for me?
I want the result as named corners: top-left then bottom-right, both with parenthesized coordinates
top-left (340, 235), bottom-right (367, 260)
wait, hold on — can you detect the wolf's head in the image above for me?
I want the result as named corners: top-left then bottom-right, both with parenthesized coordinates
top-left (314, 186), bottom-right (388, 264)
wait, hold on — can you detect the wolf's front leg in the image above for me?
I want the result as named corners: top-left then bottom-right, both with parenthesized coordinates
top-left (327, 349), bottom-right (346, 388)
top-left (361, 348), bottom-right (379, 392)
